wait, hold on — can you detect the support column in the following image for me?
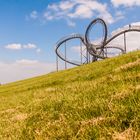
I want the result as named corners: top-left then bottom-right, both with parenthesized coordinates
top-left (80, 40), bottom-right (83, 64)
top-left (64, 41), bottom-right (67, 69)
top-left (89, 53), bottom-right (91, 63)
top-left (86, 48), bottom-right (89, 64)
top-left (124, 32), bottom-right (127, 53)
top-left (56, 55), bottom-right (59, 72)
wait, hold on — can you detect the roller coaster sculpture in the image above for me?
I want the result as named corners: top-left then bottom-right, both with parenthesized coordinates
top-left (55, 18), bottom-right (140, 70)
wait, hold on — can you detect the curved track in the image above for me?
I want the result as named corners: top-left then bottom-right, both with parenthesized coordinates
top-left (55, 18), bottom-right (140, 67)
top-left (105, 29), bottom-right (140, 45)
top-left (55, 34), bottom-right (85, 66)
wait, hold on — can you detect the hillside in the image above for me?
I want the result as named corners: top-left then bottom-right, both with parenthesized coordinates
top-left (0, 51), bottom-right (140, 139)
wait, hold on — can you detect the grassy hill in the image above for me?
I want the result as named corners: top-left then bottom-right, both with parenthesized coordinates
top-left (0, 51), bottom-right (140, 139)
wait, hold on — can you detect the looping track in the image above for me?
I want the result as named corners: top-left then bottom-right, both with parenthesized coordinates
top-left (55, 18), bottom-right (140, 67)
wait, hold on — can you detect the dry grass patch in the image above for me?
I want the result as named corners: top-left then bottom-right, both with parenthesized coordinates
top-left (136, 85), bottom-right (140, 91)
top-left (75, 117), bottom-right (105, 137)
top-left (45, 87), bottom-right (56, 92)
top-left (112, 128), bottom-right (137, 140)
top-left (11, 113), bottom-right (28, 121)
top-left (115, 59), bottom-right (140, 72)
top-left (0, 108), bottom-right (16, 114)
top-left (111, 89), bottom-right (134, 101)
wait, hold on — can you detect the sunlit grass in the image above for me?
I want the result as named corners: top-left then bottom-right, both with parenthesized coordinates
top-left (0, 51), bottom-right (140, 139)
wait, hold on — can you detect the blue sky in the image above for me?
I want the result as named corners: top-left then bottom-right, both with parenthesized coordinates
top-left (0, 0), bottom-right (140, 83)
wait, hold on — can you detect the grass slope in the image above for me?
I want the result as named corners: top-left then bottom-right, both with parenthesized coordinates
top-left (0, 51), bottom-right (140, 139)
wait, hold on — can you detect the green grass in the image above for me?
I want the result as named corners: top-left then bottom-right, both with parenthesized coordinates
top-left (0, 51), bottom-right (140, 139)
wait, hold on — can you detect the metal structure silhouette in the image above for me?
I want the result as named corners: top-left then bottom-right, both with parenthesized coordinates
top-left (55, 18), bottom-right (140, 71)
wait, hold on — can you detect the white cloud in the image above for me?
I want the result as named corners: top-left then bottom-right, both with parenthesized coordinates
top-left (131, 22), bottom-right (140, 26)
top-left (44, 12), bottom-right (54, 20)
top-left (16, 59), bottom-right (38, 65)
top-left (36, 48), bottom-right (41, 53)
top-left (30, 10), bottom-right (38, 19)
top-left (59, 0), bottom-right (75, 10)
top-left (111, 0), bottom-right (140, 7)
top-left (43, 0), bottom-right (115, 25)
top-left (68, 4), bottom-right (94, 19)
top-left (66, 19), bottom-right (76, 27)
top-left (0, 60), bottom-right (55, 84)
top-left (4, 43), bottom-right (41, 54)
top-left (115, 11), bottom-right (124, 21)
top-left (5, 44), bottom-right (22, 50)
top-left (125, 32), bottom-right (140, 51)
top-left (23, 43), bottom-right (37, 49)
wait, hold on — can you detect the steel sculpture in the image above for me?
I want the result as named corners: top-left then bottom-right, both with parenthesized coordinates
top-left (55, 18), bottom-right (140, 71)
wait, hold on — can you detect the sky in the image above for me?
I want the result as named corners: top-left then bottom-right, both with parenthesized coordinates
top-left (0, 0), bottom-right (140, 84)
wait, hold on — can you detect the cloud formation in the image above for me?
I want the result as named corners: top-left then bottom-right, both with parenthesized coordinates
top-left (5, 44), bottom-right (22, 50)
top-left (5, 43), bottom-right (37, 50)
top-left (30, 10), bottom-right (38, 19)
top-left (23, 43), bottom-right (37, 49)
top-left (29, 0), bottom-right (125, 26)
top-left (4, 43), bottom-right (41, 53)
top-left (111, 0), bottom-right (140, 7)
top-left (43, 0), bottom-right (114, 24)
top-left (16, 59), bottom-right (38, 64)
